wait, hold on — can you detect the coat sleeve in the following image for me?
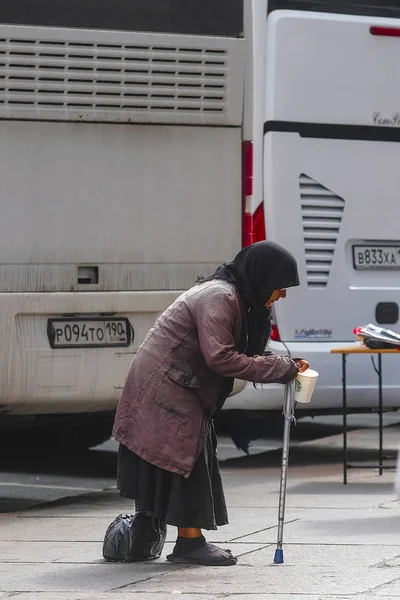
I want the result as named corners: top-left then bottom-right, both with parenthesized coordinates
top-left (192, 286), bottom-right (298, 385)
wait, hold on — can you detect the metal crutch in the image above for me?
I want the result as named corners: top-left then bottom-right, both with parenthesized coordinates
top-left (273, 381), bottom-right (296, 564)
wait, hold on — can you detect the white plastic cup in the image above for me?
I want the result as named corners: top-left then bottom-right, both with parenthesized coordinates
top-left (294, 368), bottom-right (319, 404)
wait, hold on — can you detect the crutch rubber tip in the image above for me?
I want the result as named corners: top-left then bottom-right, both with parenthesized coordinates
top-left (273, 549), bottom-right (284, 564)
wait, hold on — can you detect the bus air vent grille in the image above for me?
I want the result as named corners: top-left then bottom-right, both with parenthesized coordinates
top-left (0, 27), bottom-right (241, 124)
top-left (300, 174), bottom-right (345, 288)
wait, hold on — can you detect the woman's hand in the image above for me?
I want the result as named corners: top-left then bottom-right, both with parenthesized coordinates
top-left (294, 359), bottom-right (310, 373)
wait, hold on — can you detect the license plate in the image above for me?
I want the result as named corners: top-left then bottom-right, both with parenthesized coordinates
top-left (353, 245), bottom-right (400, 270)
top-left (47, 318), bottom-right (132, 348)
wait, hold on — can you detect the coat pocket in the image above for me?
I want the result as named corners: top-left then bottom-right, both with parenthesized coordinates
top-left (154, 366), bottom-right (202, 418)
top-left (167, 366), bottom-right (202, 389)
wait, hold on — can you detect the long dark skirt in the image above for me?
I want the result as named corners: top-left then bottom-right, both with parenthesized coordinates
top-left (117, 420), bottom-right (228, 530)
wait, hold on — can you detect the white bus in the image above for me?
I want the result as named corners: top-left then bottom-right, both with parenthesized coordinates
top-left (1, 0), bottom-right (400, 447)
top-left (230, 0), bottom-right (400, 414)
top-left (0, 0), bottom-right (246, 446)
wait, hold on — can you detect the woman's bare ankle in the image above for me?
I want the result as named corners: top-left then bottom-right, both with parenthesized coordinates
top-left (177, 527), bottom-right (202, 539)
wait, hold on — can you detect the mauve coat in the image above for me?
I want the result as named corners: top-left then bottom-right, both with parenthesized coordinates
top-left (112, 280), bottom-right (298, 477)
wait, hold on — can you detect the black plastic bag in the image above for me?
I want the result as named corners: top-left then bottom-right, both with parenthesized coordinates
top-left (364, 338), bottom-right (395, 350)
top-left (102, 513), bottom-right (167, 562)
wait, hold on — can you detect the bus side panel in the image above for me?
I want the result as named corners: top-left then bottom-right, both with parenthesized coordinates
top-left (264, 131), bottom-right (400, 341)
top-left (0, 123), bottom-right (242, 292)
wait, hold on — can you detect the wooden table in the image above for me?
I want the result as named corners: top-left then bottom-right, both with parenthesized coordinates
top-left (331, 345), bottom-right (400, 484)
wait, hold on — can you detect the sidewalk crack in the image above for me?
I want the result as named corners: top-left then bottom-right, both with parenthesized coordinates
top-left (107, 565), bottom-right (189, 591)
top-left (360, 574), bottom-right (400, 596)
top-left (228, 518), bottom-right (299, 541)
top-left (236, 543), bottom-right (272, 560)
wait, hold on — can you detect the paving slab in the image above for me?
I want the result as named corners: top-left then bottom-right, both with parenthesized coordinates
top-left (238, 544), bottom-right (400, 568)
top-left (120, 565), bottom-right (399, 596)
top-left (0, 541), bottom-right (103, 563)
top-left (25, 490), bottom-right (134, 518)
top-left (0, 516), bottom-right (115, 542)
top-left (235, 507), bottom-right (400, 545)
top-left (0, 561), bottom-right (185, 593)
top-left (224, 478), bottom-right (396, 509)
top-left (4, 505), bottom-right (399, 547)
top-left (0, 541), bottom-right (267, 564)
top-left (0, 508), bottom-right (282, 544)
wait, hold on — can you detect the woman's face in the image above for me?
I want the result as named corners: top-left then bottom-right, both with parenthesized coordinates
top-left (264, 289), bottom-right (287, 308)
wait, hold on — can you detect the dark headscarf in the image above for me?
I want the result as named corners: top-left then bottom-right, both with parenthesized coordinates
top-left (202, 241), bottom-right (300, 356)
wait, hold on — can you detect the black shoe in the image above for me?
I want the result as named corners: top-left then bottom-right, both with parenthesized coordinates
top-left (166, 536), bottom-right (237, 566)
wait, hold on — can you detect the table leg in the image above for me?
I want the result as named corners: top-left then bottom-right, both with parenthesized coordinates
top-left (378, 354), bottom-right (383, 476)
top-left (342, 353), bottom-right (347, 485)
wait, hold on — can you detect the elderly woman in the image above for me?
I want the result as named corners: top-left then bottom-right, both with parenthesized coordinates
top-left (113, 241), bottom-right (309, 566)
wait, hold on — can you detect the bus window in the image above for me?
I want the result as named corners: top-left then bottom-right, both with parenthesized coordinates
top-left (0, 0), bottom-right (244, 37)
top-left (268, 0), bottom-right (400, 19)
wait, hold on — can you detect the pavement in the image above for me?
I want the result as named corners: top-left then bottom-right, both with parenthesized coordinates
top-left (0, 421), bottom-right (399, 600)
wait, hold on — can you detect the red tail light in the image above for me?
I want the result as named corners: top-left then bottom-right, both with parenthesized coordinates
top-left (370, 26), bottom-right (400, 37)
top-left (251, 203), bottom-right (266, 244)
top-left (270, 308), bottom-right (281, 341)
top-left (270, 324), bottom-right (281, 342)
top-left (242, 141), bottom-right (266, 247)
